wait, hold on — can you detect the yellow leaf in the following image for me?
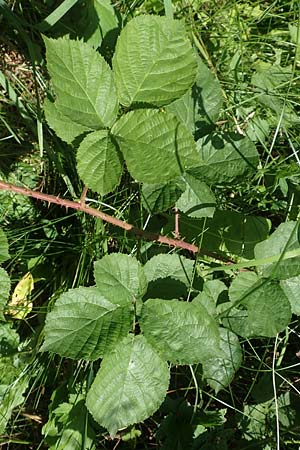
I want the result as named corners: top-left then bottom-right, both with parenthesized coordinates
top-left (7, 272), bottom-right (34, 320)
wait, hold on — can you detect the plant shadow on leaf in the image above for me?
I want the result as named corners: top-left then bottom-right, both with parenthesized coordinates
top-left (143, 277), bottom-right (188, 300)
top-left (157, 397), bottom-right (194, 450)
top-left (157, 397), bottom-right (229, 450)
top-left (183, 202), bottom-right (217, 217)
top-left (193, 95), bottom-right (216, 141)
top-left (44, 0), bottom-right (121, 61)
top-left (203, 132), bottom-right (257, 169)
top-left (251, 372), bottom-right (282, 404)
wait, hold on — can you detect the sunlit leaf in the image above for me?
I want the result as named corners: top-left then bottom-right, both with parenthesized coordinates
top-left (94, 253), bottom-right (147, 301)
top-left (44, 36), bottom-right (118, 129)
top-left (140, 298), bottom-right (220, 364)
top-left (112, 109), bottom-right (199, 183)
top-left (77, 130), bottom-right (123, 195)
top-left (86, 335), bottom-right (170, 436)
top-left (112, 15), bottom-right (197, 107)
top-left (42, 287), bottom-right (133, 360)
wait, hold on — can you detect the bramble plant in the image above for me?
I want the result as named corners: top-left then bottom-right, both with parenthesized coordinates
top-left (1, 0), bottom-right (300, 448)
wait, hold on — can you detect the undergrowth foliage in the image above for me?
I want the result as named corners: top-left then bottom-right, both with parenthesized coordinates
top-left (1, 0), bottom-right (300, 448)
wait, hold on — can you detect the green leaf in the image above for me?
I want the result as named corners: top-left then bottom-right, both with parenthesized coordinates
top-left (77, 130), bottom-right (122, 195)
top-left (238, 403), bottom-right (270, 442)
top-left (0, 323), bottom-right (19, 356)
top-left (44, 98), bottom-right (91, 144)
top-left (254, 221), bottom-right (300, 279)
top-left (0, 268), bottom-right (10, 321)
top-left (189, 132), bottom-right (259, 184)
top-left (41, 287), bottom-right (133, 360)
top-left (94, 253), bottom-right (147, 301)
top-left (280, 276), bottom-right (300, 316)
top-left (166, 58), bottom-right (223, 138)
top-left (223, 279), bottom-right (291, 338)
top-left (194, 279), bottom-right (227, 317)
top-left (75, 0), bottom-right (119, 50)
top-left (140, 299), bottom-right (220, 364)
top-left (112, 109), bottom-right (199, 183)
top-left (143, 254), bottom-right (196, 300)
top-left (251, 63), bottom-right (299, 127)
top-left (164, 211), bottom-right (270, 259)
top-left (142, 178), bottom-right (186, 214)
top-left (228, 272), bottom-right (259, 303)
top-left (44, 36), bottom-right (118, 129)
top-left (112, 15), bottom-right (197, 107)
top-left (0, 229), bottom-right (9, 263)
top-left (165, 90), bottom-right (195, 134)
top-left (203, 280), bottom-right (227, 301)
top-left (42, 394), bottom-right (96, 450)
top-left (144, 254), bottom-right (195, 287)
top-left (202, 328), bottom-right (242, 393)
top-left (215, 211), bottom-right (270, 260)
top-left (192, 58), bottom-right (223, 127)
top-left (0, 376), bottom-right (29, 435)
top-left (86, 334), bottom-right (170, 436)
top-left (176, 173), bottom-right (216, 218)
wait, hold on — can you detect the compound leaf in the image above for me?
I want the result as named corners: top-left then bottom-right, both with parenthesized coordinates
top-left (166, 90), bottom-right (195, 134)
top-left (44, 36), bottom-right (118, 129)
top-left (112, 109), bottom-right (199, 183)
top-left (194, 279), bottom-right (227, 317)
top-left (140, 298), bottom-right (220, 364)
top-left (77, 130), bottom-right (122, 195)
top-left (112, 15), bottom-right (197, 107)
top-left (42, 287), bottom-right (133, 360)
top-left (94, 253), bottom-right (147, 301)
top-left (143, 254), bottom-right (196, 300)
top-left (86, 334), bottom-right (170, 436)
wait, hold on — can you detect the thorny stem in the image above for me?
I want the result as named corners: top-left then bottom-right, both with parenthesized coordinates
top-left (174, 206), bottom-right (180, 239)
top-left (80, 186), bottom-right (88, 206)
top-left (0, 180), bottom-right (235, 262)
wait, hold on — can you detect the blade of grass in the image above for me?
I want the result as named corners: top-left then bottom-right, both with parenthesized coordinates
top-left (36, 0), bottom-right (79, 31)
top-left (164, 0), bottom-right (173, 19)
